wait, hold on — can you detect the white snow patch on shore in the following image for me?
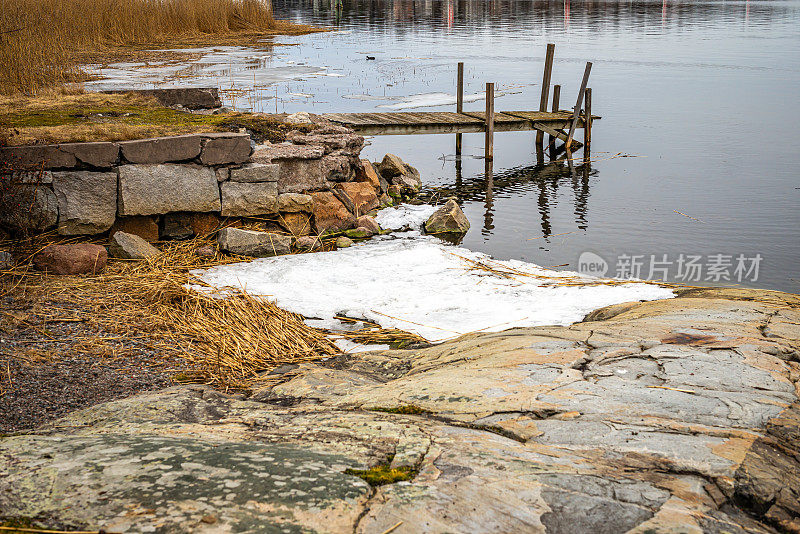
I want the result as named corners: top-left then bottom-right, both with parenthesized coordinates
top-left (194, 234), bottom-right (674, 342)
top-left (374, 204), bottom-right (438, 231)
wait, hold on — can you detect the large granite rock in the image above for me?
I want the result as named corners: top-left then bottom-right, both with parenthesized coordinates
top-left (277, 192), bottom-right (313, 213)
top-left (52, 171), bottom-right (117, 235)
top-left (311, 191), bottom-right (356, 234)
top-left (229, 163), bottom-right (280, 183)
top-left (424, 198), bottom-right (470, 236)
top-left (33, 244), bottom-right (107, 274)
top-left (199, 133), bottom-right (252, 165)
top-left (119, 135), bottom-right (201, 164)
top-left (220, 182), bottom-right (278, 217)
top-left (118, 164), bottom-right (220, 216)
top-left (0, 144), bottom-right (76, 170)
top-left (217, 228), bottom-right (292, 257)
top-left (108, 231), bottom-right (160, 260)
top-left (58, 142), bottom-right (119, 168)
top-left (2, 289), bottom-right (798, 533)
top-left (335, 182), bottom-right (379, 216)
top-left (0, 185), bottom-right (58, 231)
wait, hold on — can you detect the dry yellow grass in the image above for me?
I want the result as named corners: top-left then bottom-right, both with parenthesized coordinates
top-left (0, 0), bottom-right (318, 95)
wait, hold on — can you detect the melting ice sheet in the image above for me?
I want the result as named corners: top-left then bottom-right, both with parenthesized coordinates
top-left (194, 234), bottom-right (674, 343)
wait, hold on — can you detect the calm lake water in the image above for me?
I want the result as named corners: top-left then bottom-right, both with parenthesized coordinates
top-left (95, 0), bottom-right (800, 291)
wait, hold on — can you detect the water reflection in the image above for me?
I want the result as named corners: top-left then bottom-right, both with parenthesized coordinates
top-left (427, 158), bottom-right (596, 239)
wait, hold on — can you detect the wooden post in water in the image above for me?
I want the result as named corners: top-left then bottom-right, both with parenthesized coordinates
top-left (548, 84), bottom-right (561, 159)
top-left (456, 62), bottom-right (464, 156)
top-left (485, 82), bottom-right (495, 160)
top-left (566, 62), bottom-right (592, 152)
top-left (536, 43), bottom-right (556, 163)
top-left (583, 87), bottom-right (592, 160)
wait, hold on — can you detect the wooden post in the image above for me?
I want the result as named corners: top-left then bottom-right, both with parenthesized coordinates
top-left (583, 87), bottom-right (592, 159)
top-left (485, 82), bottom-right (494, 160)
top-left (456, 62), bottom-right (464, 156)
top-left (536, 44), bottom-right (555, 160)
top-left (566, 61), bottom-right (592, 151)
top-left (548, 84), bottom-right (561, 158)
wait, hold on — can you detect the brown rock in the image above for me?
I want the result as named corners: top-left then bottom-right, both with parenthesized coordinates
top-left (277, 193), bottom-right (313, 213)
top-left (0, 145), bottom-right (76, 170)
top-left (335, 182), bottom-right (379, 216)
top-left (33, 244), bottom-right (107, 275)
top-left (199, 133), bottom-right (252, 165)
top-left (188, 213), bottom-right (222, 236)
top-left (356, 215), bottom-right (381, 235)
top-left (311, 191), bottom-right (356, 234)
top-left (109, 216), bottom-right (160, 242)
top-left (119, 135), bottom-right (202, 164)
top-left (356, 159), bottom-right (384, 193)
top-left (279, 212), bottom-right (312, 237)
top-left (295, 235), bottom-right (322, 251)
top-left (377, 153), bottom-right (407, 178)
top-left (58, 142), bottom-right (119, 168)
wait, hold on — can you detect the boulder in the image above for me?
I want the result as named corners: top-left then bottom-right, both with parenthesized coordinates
top-left (0, 144), bottom-right (76, 170)
top-left (0, 185), bottom-right (58, 231)
top-left (295, 235), bottom-right (322, 252)
top-left (118, 165), bottom-right (220, 216)
top-left (273, 154), bottom-right (354, 194)
top-left (344, 227), bottom-right (372, 240)
top-left (392, 165), bottom-right (422, 194)
top-left (377, 153), bottom-right (407, 179)
top-left (311, 192), bottom-right (356, 234)
top-left (220, 182), bottom-right (278, 217)
top-left (58, 142), bottom-right (119, 168)
top-left (52, 171), bottom-right (117, 235)
top-left (285, 111), bottom-right (313, 124)
top-left (229, 163), bottom-right (280, 183)
top-left (280, 212), bottom-right (313, 237)
top-left (335, 236), bottom-right (353, 248)
top-left (335, 182), bottom-right (379, 215)
top-left (217, 228), bottom-right (292, 257)
top-left (277, 193), bottom-right (313, 213)
top-left (109, 216), bottom-right (160, 242)
top-left (108, 231), bottom-right (160, 260)
top-left (356, 159), bottom-right (386, 194)
top-left (199, 133), bottom-right (252, 165)
top-left (424, 199), bottom-right (470, 236)
top-left (119, 135), bottom-right (202, 164)
top-left (33, 244), bottom-right (107, 275)
top-left (355, 215), bottom-right (381, 236)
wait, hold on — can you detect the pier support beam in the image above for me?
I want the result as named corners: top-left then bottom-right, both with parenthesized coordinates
top-left (549, 84), bottom-right (561, 160)
top-left (566, 62), bottom-right (592, 152)
top-left (536, 43), bottom-right (556, 164)
top-left (456, 62), bottom-right (464, 157)
top-left (584, 87), bottom-right (592, 161)
top-left (485, 83), bottom-right (495, 160)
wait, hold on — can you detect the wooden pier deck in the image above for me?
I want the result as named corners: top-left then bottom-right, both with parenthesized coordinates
top-left (321, 110), bottom-right (598, 137)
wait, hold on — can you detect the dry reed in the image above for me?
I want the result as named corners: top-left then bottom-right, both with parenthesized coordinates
top-left (1, 236), bottom-right (340, 390)
top-left (0, 0), bottom-right (282, 94)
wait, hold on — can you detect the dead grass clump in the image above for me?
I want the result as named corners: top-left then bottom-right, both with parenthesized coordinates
top-left (1, 236), bottom-right (341, 391)
top-left (0, 0), bottom-right (287, 94)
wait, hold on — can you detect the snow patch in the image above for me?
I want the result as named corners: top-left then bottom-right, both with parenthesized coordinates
top-left (194, 235), bottom-right (674, 343)
top-left (375, 204), bottom-right (438, 231)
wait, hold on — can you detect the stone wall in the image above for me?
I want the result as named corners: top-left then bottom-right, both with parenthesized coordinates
top-left (0, 118), bottom-right (414, 242)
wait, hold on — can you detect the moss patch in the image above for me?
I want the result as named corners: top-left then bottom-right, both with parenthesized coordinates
top-left (345, 456), bottom-right (416, 486)
top-left (0, 91), bottom-right (317, 146)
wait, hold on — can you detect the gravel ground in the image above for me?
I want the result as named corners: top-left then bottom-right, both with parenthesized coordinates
top-left (0, 293), bottom-right (190, 433)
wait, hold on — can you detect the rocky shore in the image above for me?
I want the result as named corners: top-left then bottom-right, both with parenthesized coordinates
top-left (1, 287), bottom-right (798, 533)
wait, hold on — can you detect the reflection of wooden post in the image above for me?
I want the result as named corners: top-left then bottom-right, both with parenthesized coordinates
top-left (549, 84), bottom-right (561, 158)
top-left (566, 62), bottom-right (592, 151)
top-left (583, 87), bottom-right (592, 160)
top-left (456, 62), bottom-right (464, 156)
top-left (536, 43), bottom-right (555, 158)
top-left (485, 82), bottom-right (494, 160)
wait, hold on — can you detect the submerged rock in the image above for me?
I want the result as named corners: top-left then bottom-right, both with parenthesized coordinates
top-left (108, 231), bottom-right (160, 260)
top-left (424, 198), bottom-right (470, 237)
top-left (33, 244), bottom-right (107, 275)
top-left (217, 228), bottom-right (292, 257)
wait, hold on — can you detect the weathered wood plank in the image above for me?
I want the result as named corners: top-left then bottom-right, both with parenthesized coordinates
top-left (532, 122), bottom-right (583, 150)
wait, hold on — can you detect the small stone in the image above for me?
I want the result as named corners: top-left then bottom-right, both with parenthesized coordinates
top-left (387, 184), bottom-right (403, 200)
top-left (196, 245), bottom-right (217, 258)
top-left (0, 251), bottom-right (13, 270)
top-left (33, 244), bottom-right (107, 275)
top-left (215, 167), bottom-right (230, 182)
top-left (424, 199), bottom-right (470, 236)
top-left (377, 153), bottom-right (407, 178)
top-left (277, 193), bottom-right (313, 213)
top-left (285, 111), bottom-right (313, 124)
top-left (230, 163), bottom-right (280, 183)
top-left (108, 231), bottom-right (161, 260)
top-left (296, 236), bottom-right (322, 252)
top-left (379, 194), bottom-right (393, 208)
top-left (344, 227), bottom-right (373, 239)
top-left (335, 236), bottom-right (354, 248)
top-left (355, 215), bottom-right (380, 235)
top-left (217, 228), bottom-right (292, 257)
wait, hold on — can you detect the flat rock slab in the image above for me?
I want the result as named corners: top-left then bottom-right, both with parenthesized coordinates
top-left (119, 135), bottom-right (202, 164)
top-left (2, 289), bottom-right (798, 533)
top-left (199, 133), bottom-right (252, 165)
top-left (118, 164), bottom-right (220, 216)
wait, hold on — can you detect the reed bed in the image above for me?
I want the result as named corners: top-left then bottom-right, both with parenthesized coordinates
top-left (0, 0), bottom-right (281, 94)
top-left (1, 236), bottom-right (340, 391)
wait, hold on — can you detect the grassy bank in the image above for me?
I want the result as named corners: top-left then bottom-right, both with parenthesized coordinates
top-left (0, 0), bottom-right (317, 95)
